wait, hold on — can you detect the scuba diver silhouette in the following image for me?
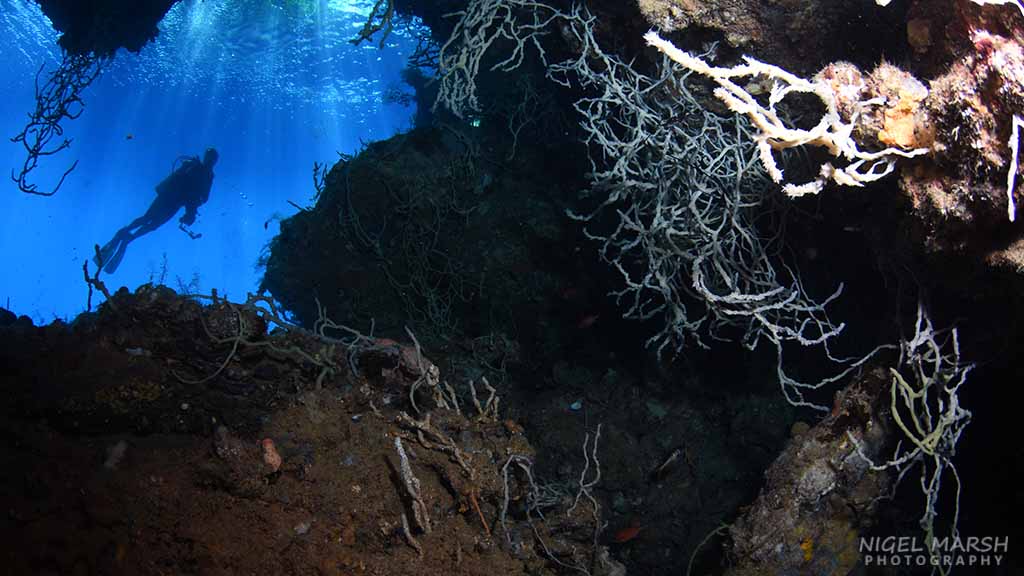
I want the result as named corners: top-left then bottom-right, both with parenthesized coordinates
top-left (94, 147), bottom-right (218, 274)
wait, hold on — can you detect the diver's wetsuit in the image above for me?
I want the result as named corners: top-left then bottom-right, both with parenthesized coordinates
top-left (94, 149), bottom-right (217, 274)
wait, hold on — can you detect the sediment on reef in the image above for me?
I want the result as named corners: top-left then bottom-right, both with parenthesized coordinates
top-left (0, 286), bottom-right (618, 575)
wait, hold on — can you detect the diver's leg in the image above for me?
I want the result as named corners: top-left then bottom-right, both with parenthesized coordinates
top-left (101, 197), bottom-right (180, 273)
top-left (128, 218), bottom-right (165, 239)
top-left (131, 195), bottom-right (180, 238)
top-left (122, 216), bottom-right (148, 235)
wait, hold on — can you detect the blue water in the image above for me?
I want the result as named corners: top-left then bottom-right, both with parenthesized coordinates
top-left (0, 0), bottom-right (420, 322)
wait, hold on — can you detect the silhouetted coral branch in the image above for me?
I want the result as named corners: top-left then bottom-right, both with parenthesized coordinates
top-left (351, 0), bottom-right (395, 48)
top-left (83, 244), bottom-right (114, 311)
top-left (10, 51), bottom-right (107, 196)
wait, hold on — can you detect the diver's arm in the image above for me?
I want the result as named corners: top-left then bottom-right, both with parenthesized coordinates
top-left (179, 168), bottom-right (213, 226)
top-left (180, 204), bottom-right (198, 226)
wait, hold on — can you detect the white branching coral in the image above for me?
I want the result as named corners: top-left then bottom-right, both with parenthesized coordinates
top-left (848, 304), bottom-right (972, 572)
top-left (1008, 115), bottom-right (1023, 222)
top-left (877, 0), bottom-right (1024, 14)
top-left (434, 0), bottom-right (565, 118)
top-left (644, 31), bottom-right (930, 198)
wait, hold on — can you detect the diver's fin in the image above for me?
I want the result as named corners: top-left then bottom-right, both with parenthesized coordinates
top-left (93, 238), bottom-right (120, 270)
top-left (103, 240), bottom-right (129, 274)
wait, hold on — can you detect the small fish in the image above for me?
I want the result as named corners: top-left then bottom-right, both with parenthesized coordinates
top-left (611, 521), bottom-right (644, 544)
top-left (125, 133), bottom-right (134, 140)
top-left (577, 314), bottom-right (600, 329)
top-left (649, 448), bottom-right (683, 482)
